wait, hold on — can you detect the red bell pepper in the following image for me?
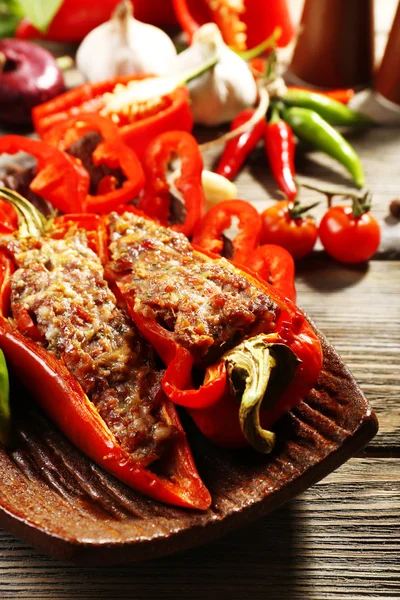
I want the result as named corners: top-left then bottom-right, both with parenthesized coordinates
top-left (246, 244), bottom-right (296, 302)
top-left (138, 131), bottom-right (205, 237)
top-left (0, 192), bottom-right (210, 510)
top-left (192, 199), bottom-right (261, 265)
top-left (105, 211), bottom-right (323, 453)
top-left (215, 109), bottom-right (266, 181)
top-left (173, 0), bottom-right (294, 50)
top-left (33, 75), bottom-right (193, 162)
top-left (0, 136), bottom-right (89, 213)
top-left (16, 1), bottom-right (177, 42)
top-left (264, 108), bottom-right (297, 201)
top-left (45, 113), bottom-right (145, 213)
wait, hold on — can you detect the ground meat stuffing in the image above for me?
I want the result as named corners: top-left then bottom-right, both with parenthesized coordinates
top-left (5, 229), bottom-right (177, 465)
top-left (108, 213), bottom-right (280, 363)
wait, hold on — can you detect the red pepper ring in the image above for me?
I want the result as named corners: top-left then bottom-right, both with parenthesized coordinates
top-left (0, 136), bottom-right (89, 213)
top-left (138, 131), bottom-right (205, 238)
top-left (246, 244), bottom-right (296, 302)
top-left (43, 113), bottom-right (145, 214)
top-left (192, 199), bottom-right (262, 266)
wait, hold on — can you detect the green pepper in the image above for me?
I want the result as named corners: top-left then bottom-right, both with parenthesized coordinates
top-left (283, 107), bottom-right (365, 188)
top-left (0, 349), bottom-right (10, 446)
top-left (283, 88), bottom-right (373, 127)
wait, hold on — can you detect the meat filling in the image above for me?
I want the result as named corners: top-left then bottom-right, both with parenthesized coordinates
top-left (5, 229), bottom-right (177, 465)
top-left (108, 213), bottom-right (280, 363)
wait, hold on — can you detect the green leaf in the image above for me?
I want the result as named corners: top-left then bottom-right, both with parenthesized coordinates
top-left (0, 0), bottom-right (24, 38)
top-left (18, 0), bottom-right (63, 33)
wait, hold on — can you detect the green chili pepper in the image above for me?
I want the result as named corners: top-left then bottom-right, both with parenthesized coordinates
top-left (283, 88), bottom-right (373, 127)
top-left (283, 107), bottom-right (365, 188)
top-left (0, 349), bottom-right (10, 447)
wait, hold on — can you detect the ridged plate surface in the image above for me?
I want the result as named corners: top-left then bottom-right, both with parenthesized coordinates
top-left (0, 326), bottom-right (378, 565)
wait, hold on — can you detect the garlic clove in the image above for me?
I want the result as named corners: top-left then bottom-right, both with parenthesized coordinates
top-left (201, 170), bottom-right (238, 209)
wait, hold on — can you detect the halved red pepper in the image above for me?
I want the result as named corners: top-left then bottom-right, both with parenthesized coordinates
top-left (173, 0), bottom-right (294, 50)
top-left (45, 113), bottom-right (145, 213)
top-left (105, 213), bottom-right (323, 452)
top-left (33, 75), bottom-right (193, 162)
top-left (0, 136), bottom-right (89, 213)
top-left (138, 131), bottom-right (205, 237)
top-left (0, 194), bottom-right (210, 510)
top-left (192, 199), bottom-right (261, 265)
top-left (246, 244), bottom-right (296, 302)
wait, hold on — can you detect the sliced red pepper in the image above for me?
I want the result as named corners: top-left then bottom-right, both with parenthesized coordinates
top-left (173, 0), bottom-right (294, 50)
top-left (192, 199), bottom-right (261, 265)
top-left (46, 113), bottom-right (145, 213)
top-left (246, 244), bottom-right (296, 302)
top-left (215, 109), bottom-right (266, 181)
top-left (0, 136), bottom-right (89, 213)
top-left (138, 131), bottom-right (205, 237)
top-left (0, 213), bottom-right (210, 510)
top-left (33, 75), bottom-right (193, 162)
top-left (264, 108), bottom-right (297, 201)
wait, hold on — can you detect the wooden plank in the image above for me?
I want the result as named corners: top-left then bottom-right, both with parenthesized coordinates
top-left (0, 457), bottom-right (397, 599)
top-left (296, 258), bottom-right (400, 449)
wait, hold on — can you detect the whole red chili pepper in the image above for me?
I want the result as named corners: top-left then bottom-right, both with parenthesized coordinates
top-left (0, 201), bottom-right (17, 234)
top-left (246, 244), bottom-right (296, 302)
top-left (0, 136), bottom-right (89, 213)
top-left (138, 131), bottom-right (205, 238)
top-left (33, 75), bottom-right (193, 162)
top-left (106, 211), bottom-right (323, 453)
top-left (264, 107), bottom-right (297, 201)
top-left (192, 199), bottom-right (261, 265)
top-left (216, 110), bottom-right (266, 181)
top-left (0, 190), bottom-right (210, 510)
top-left (44, 113), bottom-right (145, 213)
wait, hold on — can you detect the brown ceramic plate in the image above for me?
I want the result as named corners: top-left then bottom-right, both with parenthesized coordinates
top-left (0, 322), bottom-right (378, 565)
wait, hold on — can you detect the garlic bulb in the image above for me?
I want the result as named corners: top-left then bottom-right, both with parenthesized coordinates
top-left (167, 23), bottom-right (257, 126)
top-left (76, 0), bottom-right (177, 82)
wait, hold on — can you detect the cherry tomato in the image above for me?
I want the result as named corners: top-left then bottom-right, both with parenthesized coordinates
top-left (319, 205), bottom-right (380, 263)
top-left (260, 200), bottom-right (318, 260)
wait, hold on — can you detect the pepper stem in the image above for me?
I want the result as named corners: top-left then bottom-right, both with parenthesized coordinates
top-left (0, 187), bottom-right (47, 238)
top-left (225, 335), bottom-right (300, 454)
